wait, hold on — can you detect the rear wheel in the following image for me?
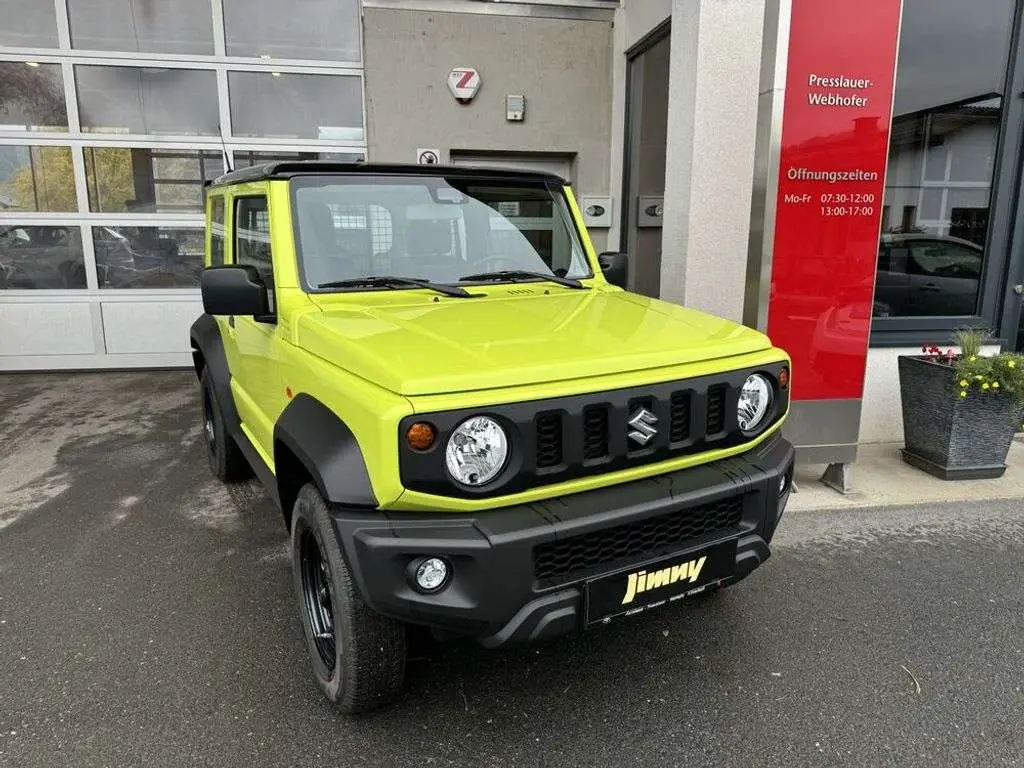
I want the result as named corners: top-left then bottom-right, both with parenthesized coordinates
top-left (200, 369), bottom-right (250, 482)
top-left (291, 483), bottom-right (406, 713)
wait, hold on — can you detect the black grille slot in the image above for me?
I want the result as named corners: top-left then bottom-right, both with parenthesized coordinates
top-left (535, 412), bottom-right (563, 468)
top-left (706, 385), bottom-right (726, 435)
top-left (670, 391), bottom-right (691, 443)
top-left (533, 495), bottom-right (745, 586)
top-left (583, 405), bottom-right (609, 460)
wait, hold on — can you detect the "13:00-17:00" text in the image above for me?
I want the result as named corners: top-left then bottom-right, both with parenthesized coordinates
top-left (821, 206), bottom-right (875, 217)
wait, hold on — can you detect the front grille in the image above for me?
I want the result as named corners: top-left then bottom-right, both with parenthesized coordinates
top-left (583, 405), bottom-right (609, 460)
top-left (670, 391), bottom-right (691, 443)
top-left (398, 365), bottom-right (783, 499)
top-left (533, 495), bottom-right (745, 586)
top-left (706, 385), bottom-right (726, 435)
top-left (535, 412), bottom-right (563, 468)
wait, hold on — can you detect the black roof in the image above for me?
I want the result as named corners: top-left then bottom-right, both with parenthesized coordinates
top-left (208, 161), bottom-right (568, 187)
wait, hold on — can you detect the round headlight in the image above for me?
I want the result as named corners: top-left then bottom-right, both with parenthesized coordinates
top-left (445, 416), bottom-right (509, 486)
top-left (737, 374), bottom-right (773, 432)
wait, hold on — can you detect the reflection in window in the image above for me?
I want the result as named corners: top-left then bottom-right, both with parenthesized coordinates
top-left (0, 226), bottom-right (86, 290)
top-left (68, 0), bottom-right (214, 54)
top-left (228, 72), bottom-right (363, 140)
top-left (210, 196), bottom-right (226, 266)
top-left (235, 197), bottom-right (274, 300)
top-left (0, 62), bottom-right (68, 132)
top-left (0, 146), bottom-right (77, 212)
top-left (76, 65), bottom-right (219, 135)
top-left (878, 0), bottom-right (1013, 318)
top-left (83, 147), bottom-right (223, 213)
top-left (0, 1), bottom-right (58, 47)
top-left (93, 226), bottom-right (204, 288)
top-left (223, 0), bottom-right (359, 60)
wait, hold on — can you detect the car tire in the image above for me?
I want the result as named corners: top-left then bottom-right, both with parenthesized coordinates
top-left (290, 483), bottom-right (406, 714)
top-left (200, 369), bottom-right (251, 482)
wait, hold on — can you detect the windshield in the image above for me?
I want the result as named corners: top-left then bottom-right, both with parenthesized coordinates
top-left (291, 175), bottom-right (592, 289)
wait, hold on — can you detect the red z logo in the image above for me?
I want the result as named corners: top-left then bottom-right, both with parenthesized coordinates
top-left (455, 70), bottom-right (475, 89)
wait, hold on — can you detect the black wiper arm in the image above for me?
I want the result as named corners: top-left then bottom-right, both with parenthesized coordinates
top-left (457, 270), bottom-right (585, 289)
top-left (316, 275), bottom-right (472, 298)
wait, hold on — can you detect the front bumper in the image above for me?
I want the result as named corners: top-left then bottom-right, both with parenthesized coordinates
top-left (330, 435), bottom-right (795, 647)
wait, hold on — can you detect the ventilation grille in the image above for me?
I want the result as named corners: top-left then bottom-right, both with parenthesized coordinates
top-left (533, 495), bottom-right (745, 586)
top-left (535, 412), bottom-right (563, 468)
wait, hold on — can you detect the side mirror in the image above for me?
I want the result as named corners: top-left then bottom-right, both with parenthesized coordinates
top-left (597, 251), bottom-right (628, 289)
top-left (201, 265), bottom-right (270, 317)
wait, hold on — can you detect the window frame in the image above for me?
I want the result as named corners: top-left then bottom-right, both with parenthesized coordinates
top-left (871, 0), bottom-right (1024, 348)
top-left (232, 193), bottom-right (276, 318)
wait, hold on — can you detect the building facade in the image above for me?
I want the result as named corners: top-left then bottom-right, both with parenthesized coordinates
top-left (3, 0), bottom-right (1024, 449)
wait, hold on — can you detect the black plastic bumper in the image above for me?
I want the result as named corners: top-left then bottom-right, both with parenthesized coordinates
top-left (330, 435), bottom-right (795, 647)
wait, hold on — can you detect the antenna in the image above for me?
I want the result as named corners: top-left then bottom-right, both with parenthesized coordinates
top-left (218, 123), bottom-right (234, 173)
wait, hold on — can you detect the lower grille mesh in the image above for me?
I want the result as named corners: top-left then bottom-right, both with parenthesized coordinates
top-left (533, 495), bottom-right (745, 585)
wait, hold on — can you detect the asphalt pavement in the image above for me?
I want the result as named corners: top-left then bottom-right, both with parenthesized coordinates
top-left (1, 372), bottom-right (1022, 768)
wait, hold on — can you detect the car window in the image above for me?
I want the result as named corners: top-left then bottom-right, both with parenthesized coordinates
top-left (209, 196), bottom-right (226, 266)
top-left (235, 196), bottom-right (274, 309)
top-left (292, 177), bottom-right (591, 288)
top-left (909, 241), bottom-right (982, 279)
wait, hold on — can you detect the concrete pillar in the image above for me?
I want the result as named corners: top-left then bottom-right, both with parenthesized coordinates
top-left (659, 0), bottom-right (765, 323)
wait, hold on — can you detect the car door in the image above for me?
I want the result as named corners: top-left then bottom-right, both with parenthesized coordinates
top-left (873, 240), bottom-right (911, 316)
top-left (229, 193), bottom-right (284, 463)
top-left (907, 239), bottom-right (983, 316)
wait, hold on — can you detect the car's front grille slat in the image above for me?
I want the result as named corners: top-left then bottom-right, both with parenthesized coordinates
top-left (583, 404), bottom-right (609, 460)
top-left (706, 385), bottom-right (727, 435)
top-left (533, 495), bottom-right (745, 586)
top-left (670, 391), bottom-right (691, 443)
top-left (535, 411), bottom-right (563, 468)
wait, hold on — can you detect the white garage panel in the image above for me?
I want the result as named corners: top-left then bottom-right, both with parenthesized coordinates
top-left (101, 300), bottom-right (204, 355)
top-left (0, 303), bottom-right (97, 356)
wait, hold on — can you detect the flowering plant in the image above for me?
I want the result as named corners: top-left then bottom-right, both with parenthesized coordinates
top-left (921, 328), bottom-right (1024, 406)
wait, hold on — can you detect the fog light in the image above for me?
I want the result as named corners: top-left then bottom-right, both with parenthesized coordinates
top-left (779, 475), bottom-right (788, 495)
top-left (414, 557), bottom-right (449, 592)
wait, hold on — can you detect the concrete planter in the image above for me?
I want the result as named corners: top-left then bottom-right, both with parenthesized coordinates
top-left (898, 355), bottom-right (1020, 479)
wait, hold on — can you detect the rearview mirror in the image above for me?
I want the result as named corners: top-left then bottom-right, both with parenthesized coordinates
top-left (597, 251), bottom-right (628, 289)
top-left (201, 265), bottom-right (270, 318)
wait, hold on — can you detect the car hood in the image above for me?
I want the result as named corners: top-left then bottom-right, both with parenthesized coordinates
top-left (298, 289), bottom-right (773, 396)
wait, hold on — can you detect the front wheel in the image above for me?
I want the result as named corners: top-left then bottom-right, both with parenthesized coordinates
top-left (290, 484), bottom-right (406, 713)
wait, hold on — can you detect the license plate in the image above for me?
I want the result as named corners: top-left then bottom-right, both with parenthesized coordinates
top-left (585, 539), bottom-right (738, 625)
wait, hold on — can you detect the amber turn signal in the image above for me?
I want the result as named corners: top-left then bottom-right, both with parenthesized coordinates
top-left (778, 367), bottom-right (790, 390)
top-left (406, 422), bottom-right (437, 451)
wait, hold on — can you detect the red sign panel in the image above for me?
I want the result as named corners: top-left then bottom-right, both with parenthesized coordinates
top-left (766, 0), bottom-right (902, 400)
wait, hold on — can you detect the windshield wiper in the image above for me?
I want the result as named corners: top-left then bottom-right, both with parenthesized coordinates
top-left (457, 270), bottom-right (586, 289)
top-left (316, 275), bottom-right (472, 298)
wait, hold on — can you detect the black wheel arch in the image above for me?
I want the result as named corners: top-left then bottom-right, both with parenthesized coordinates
top-left (189, 314), bottom-right (241, 435)
top-left (274, 394), bottom-right (378, 528)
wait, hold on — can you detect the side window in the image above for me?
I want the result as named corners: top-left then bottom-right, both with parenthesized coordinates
top-left (235, 196), bottom-right (274, 309)
top-left (209, 196), bottom-right (225, 265)
top-left (910, 241), bottom-right (982, 279)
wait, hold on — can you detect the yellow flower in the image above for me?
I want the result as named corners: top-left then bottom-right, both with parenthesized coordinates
top-left (959, 379), bottom-right (969, 387)
top-left (983, 383), bottom-right (990, 390)
top-left (960, 390), bottom-right (968, 398)
top-left (975, 375), bottom-right (983, 380)
top-left (970, 356), bottom-right (977, 362)
top-left (1009, 360), bottom-right (1017, 369)
top-left (993, 382), bottom-right (1000, 389)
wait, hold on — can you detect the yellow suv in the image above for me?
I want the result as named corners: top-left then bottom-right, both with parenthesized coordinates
top-left (190, 161), bottom-right (794, 713)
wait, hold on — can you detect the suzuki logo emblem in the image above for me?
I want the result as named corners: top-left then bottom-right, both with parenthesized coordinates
top-left (627, 407), bottom-right (658, 446)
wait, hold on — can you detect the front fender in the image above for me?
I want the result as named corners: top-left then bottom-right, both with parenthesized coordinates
top-left (189, 314), bottom-right (240, 430)
top-left (274, 394), bottom-right (378, 509)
